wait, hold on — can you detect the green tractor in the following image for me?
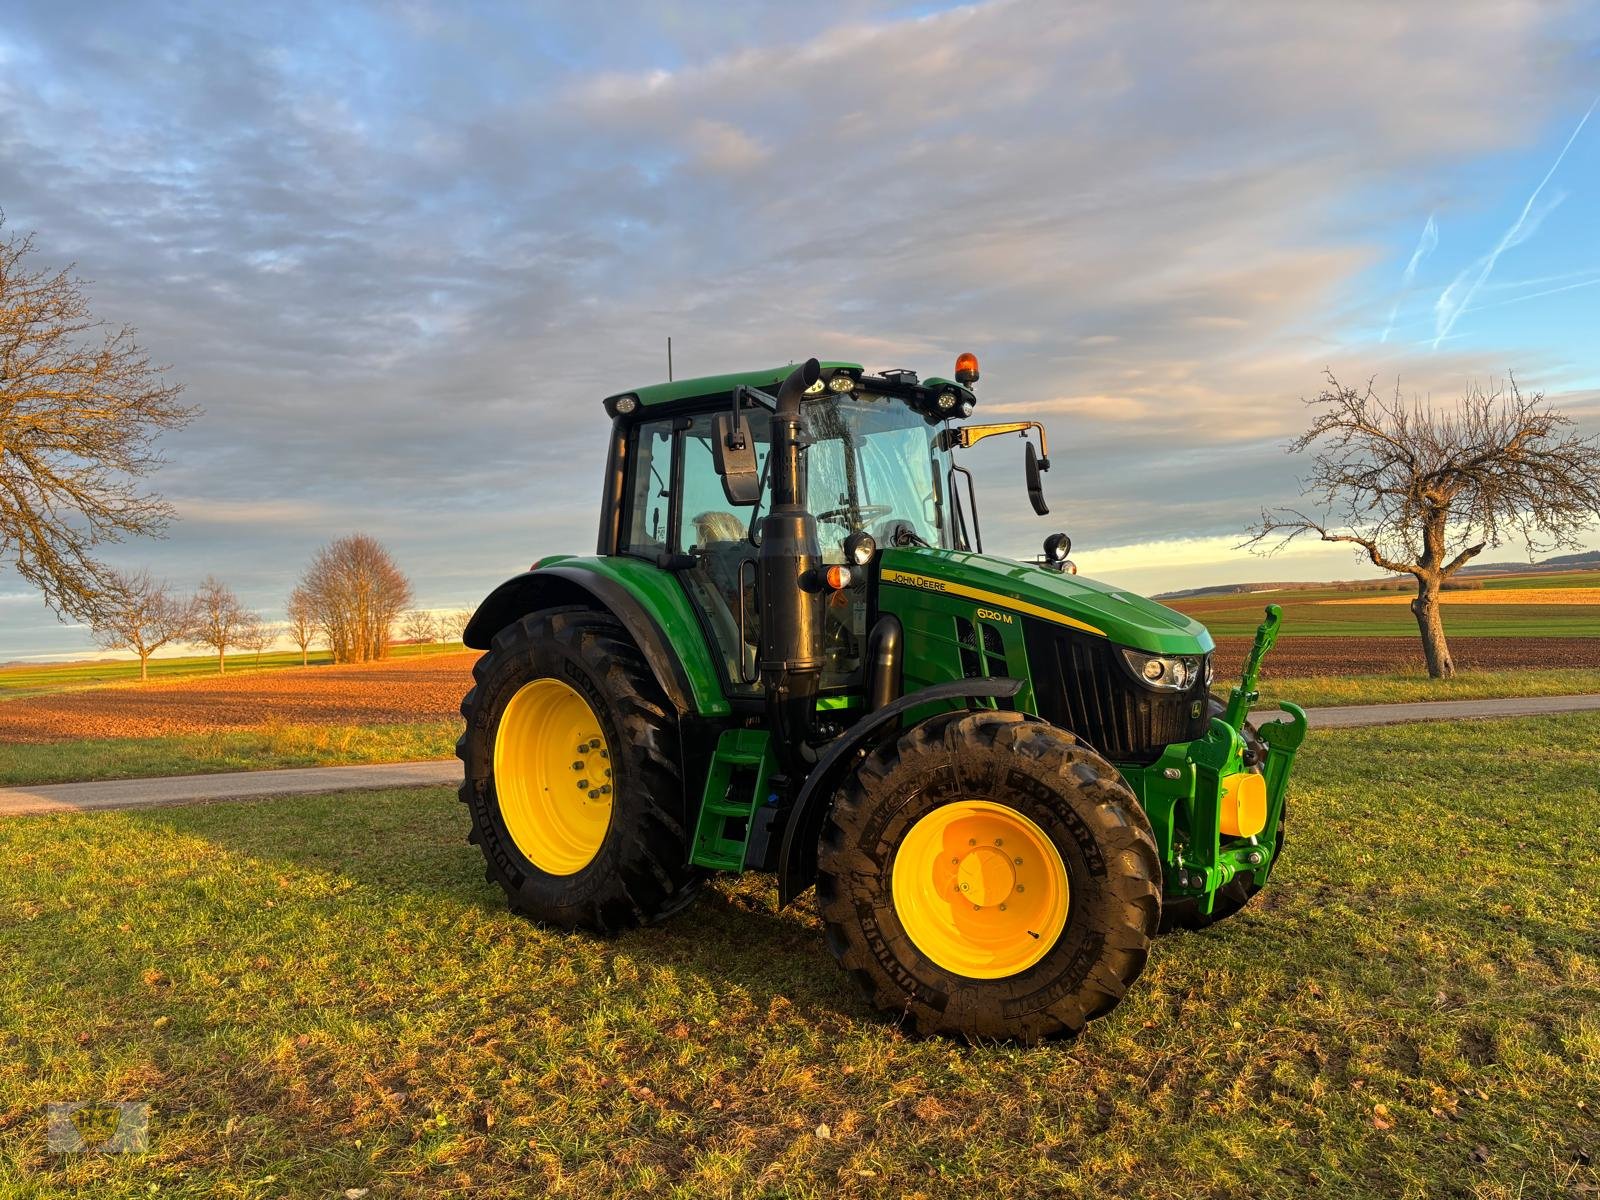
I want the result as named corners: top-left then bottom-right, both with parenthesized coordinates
top-left (459, 355), bottom-right (1307, 1041)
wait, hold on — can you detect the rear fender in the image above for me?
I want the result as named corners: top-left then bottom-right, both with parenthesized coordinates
top-left (464, 561), bottom-right (730, 717)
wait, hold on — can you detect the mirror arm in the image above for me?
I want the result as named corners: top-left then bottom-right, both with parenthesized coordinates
top-left (948, 420), bottom-right (1050, 466)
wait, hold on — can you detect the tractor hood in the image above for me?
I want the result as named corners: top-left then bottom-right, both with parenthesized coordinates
top-left (877, 547), bottom-right (1214, 656)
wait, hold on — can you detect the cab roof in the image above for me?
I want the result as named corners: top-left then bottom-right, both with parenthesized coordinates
top-left (605, 362), bottom-right (864, 409)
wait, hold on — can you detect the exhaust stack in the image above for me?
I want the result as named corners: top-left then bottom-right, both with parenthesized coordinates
top-left (759, 358), bottom-right (823, 770)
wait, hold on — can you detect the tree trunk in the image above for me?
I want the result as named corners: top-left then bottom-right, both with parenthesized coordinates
top-left (1411, 576), bottom-right (1454, 679)
top-left (139, 653), bottom-right (149, 682)
top-left (301, 645), bottom-right (308, 667)
top-left (218, 647), bottom-right (226, 675)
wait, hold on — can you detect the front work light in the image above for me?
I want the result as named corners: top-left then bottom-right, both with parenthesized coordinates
top-left (1043, 532), bottom-right (1072, 562)
top-left (827, 373), bottom-right (856, 393)
top-left (843, 530), bottom-right (877, 566)
top-left (613, 394), bottom-right (638, 414)
top-left (936, 390), bottom-right (959, 411)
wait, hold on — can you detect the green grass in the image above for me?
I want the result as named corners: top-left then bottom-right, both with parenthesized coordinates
top-left (1257, 667), bottom-right (1600, 709)
top-left (1, 716), bottom-right (1596, 1198)
top-left (1178, 597), bottom-right (1600, 638)
top-left (1482, 569), bottom-right (1600, 590)
top-left (0, 644), bottom-right (468, 700)
top-left (0, 722), bottom-right (458, 787)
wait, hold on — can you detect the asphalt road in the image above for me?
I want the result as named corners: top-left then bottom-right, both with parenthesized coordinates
top-left (4, 692), bottom-right (1599, 817)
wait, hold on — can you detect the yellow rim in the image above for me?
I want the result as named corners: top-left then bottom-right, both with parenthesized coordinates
top-left (492, 677), bottom-right (613, 876)
top-left (890, 800), bottom-right (1070, 979)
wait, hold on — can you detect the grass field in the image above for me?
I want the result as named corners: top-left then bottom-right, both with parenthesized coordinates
top-left (1258, 667), bottom-right (1600, 709)
top-left (0, 643), bottom-right (465, 700)
top-left (1168, 569), bottom-right (1600, 638)
top-left (0, 721), bottom-right (457, 787)
top-left (1, 715), bottom-right (1595, 1198)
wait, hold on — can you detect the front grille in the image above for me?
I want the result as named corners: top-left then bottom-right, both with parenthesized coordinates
top-left (1022, 621), bottom-right (1208, 764)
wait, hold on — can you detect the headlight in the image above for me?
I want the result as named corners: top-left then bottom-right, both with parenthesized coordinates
top-left (1120, 648), bottom-right (1207, 692)
top-left (827, 373), bottom-right (856, 393)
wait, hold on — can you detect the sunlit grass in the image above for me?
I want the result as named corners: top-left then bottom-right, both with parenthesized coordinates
top-left (0, 643), bottom-right (467, 700)
top-left (0, 722), bottom-right (457, 787)
top-left (1, 716), bottom-right (1596, 1197)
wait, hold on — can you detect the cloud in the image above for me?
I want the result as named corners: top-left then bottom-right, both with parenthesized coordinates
top-left (0, 0), bottom-right (1596, 657)
top-left (683, 118), bottom-right (771, 172)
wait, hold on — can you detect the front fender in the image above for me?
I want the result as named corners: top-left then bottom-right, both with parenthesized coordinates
top-left (464, 558), bottom-right (731, 717)
top-left (775, 677), bottom-right (1026, 907)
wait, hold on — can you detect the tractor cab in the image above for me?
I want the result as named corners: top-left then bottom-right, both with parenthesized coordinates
top-left (459, 353), bottom-right (1308, 1043)
top-left (601, 363), bottom-right (991, 695)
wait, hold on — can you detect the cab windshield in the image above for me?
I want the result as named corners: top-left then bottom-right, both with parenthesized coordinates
top-left (796, 391), bottom-right (950, 559)
top-left (620, 390), bottom-right (953, 691)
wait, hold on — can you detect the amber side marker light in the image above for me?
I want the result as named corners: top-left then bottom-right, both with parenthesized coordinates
top-left (955, 352), bottom-right (980, 385)
top-left (825, 565), bottom-right (853, 590)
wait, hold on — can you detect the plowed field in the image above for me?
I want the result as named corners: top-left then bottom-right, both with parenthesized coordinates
top-left (2, 637), bottom-right (1595, 747)
top-left (1212, 634), bottom-right (1599, 679)
top-left (0, 652), bottom-right (481, 744)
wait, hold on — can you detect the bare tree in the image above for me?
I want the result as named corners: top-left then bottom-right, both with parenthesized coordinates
top-left (0, 217), bottom-right (195, 621)
top-left (88, 568), bottom-right (193, 681)
top-left (297, 534), bottom-right (413, 664)
top-left (285, 585), bottom-right (317, 666)
top-left (1247, 372), bottom-right (1600, 677)
top-left (190, 575), bottom-right (251, 674)
top-left (445, 608), bottom-right (473, 643)
top-left (401, 609), bottom-right (439, 646)
top-left (236, 615), bottom-right (272, 669)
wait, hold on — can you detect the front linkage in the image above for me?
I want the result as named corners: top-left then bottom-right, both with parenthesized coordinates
top-left (1122, 605), bottom-right (1308, 917)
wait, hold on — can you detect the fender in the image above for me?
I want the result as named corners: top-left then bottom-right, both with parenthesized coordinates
top-left (464, 562), bottom-right (725, 716)
top-left (775, 676), bottom-right (1026, 907)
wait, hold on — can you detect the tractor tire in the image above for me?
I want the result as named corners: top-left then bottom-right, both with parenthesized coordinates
top-left (1158, 698), bottom-right (1282, 934)
top-left (456, 605), bottom-right (702, 932)
top-left (816, 709), bottom-right (1161, 1043)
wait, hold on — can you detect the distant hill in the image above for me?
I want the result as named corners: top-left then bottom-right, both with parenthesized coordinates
top-left (1153, 551), bottom-right (1599, 601)
top-left (1457, 549), bottom-right (1600, 575)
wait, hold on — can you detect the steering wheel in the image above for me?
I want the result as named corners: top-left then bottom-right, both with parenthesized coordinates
top-left (816, 504), bottom-right (892, 528)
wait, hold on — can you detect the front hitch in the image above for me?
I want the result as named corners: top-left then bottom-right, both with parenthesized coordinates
top-left (1177, 605), bottom-right (1309, 911)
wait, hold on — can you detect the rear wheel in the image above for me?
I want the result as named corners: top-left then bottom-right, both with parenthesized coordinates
top-left (457, 606), bottom-right (702, 931)
top-left (816, 710), bottom-right (1161, 1042)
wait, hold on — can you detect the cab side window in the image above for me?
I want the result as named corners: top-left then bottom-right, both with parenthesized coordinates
top-left (623, 418), bottom-right (674, 556)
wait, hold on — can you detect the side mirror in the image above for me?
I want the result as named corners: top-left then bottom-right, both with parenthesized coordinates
top-left (1025, 441), bottom-right (1049, 516)
top-left (713, 413), bottom-right (760, 505)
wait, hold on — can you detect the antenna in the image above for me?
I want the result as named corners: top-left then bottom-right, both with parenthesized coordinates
top-left (667, 336), bottom-right (673, 381)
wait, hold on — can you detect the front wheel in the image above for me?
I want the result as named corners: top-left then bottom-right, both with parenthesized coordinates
top-left (816, 710), bottom-right (1161, 1042)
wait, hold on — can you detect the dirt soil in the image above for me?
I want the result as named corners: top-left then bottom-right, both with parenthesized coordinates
top-left (3, 639), bottom-right (1594, 746)
top-left (0, 652), bottom-right (482, 744)
top-left (1212, 635), bottom-right (1600, 679)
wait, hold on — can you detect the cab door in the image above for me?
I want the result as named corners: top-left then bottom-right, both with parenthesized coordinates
top-left (621, 410), bottom-right (768, 694)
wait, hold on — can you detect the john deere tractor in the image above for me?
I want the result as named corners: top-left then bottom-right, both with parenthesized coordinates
top-left (459, 355), bottom-right (1307, 1041)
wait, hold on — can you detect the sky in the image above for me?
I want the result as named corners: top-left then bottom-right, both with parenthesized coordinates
top-left (1, 0), bottom-right (1598, 661)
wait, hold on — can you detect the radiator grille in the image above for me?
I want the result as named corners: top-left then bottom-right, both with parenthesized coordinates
top-left (1022, 621), bottom-right (1209, 764)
